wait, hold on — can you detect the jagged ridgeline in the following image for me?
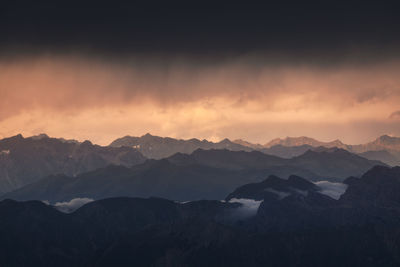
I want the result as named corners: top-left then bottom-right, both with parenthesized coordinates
top-left (0, 133), bottom-right (387, 202)
top-left (110, 133), bottom-right (400, 165)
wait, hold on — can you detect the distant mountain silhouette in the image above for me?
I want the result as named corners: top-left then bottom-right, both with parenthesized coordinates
top-left (2, 166), bottom-right (400, 265)
top-left (358, 150), bottom-right (400, 166)
top-left (235, 135), bottom-right (400, 165)
top-left (264, 136), bottom-right (348, 149)
top-left (350, 135), bottom-right (400, 153)
top-left (259, 144), bottom-right (314, 158)
top-left (0, 134), bottom-right (146, 193)
top-left (2, 148), bottom-right (385, 202)
top-left (109, 133), bottom-right (252, 159)
top-left (232, 139), bottom-right (265, 150)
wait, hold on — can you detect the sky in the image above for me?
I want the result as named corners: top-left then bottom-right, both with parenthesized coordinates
top-left (1, 2), bottom-right (400, 145)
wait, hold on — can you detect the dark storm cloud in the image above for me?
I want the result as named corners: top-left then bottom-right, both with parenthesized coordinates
top-left (1, 2), bottom-right (400, 61)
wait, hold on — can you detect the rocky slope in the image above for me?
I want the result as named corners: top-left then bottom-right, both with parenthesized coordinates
top-left (0, 134), bottom-right (146, 193)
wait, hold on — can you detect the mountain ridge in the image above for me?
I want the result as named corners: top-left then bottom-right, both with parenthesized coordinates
top-left (0, 134), bottom-right (146, 194)
top-left (109, 133), bottom-right (252, 159)
top-left (109, 133), bottom-right (400, 165)
top-left (1, 148), bottom-right (385, 203)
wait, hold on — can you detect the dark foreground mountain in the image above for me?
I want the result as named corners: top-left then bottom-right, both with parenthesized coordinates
top-left (0, 134), bottom-right (146, 194)
top-left (109, 133), bottom-right (252, 159)
top-left (1, 166), bottom-right (400, 266)
top-left (2, 148), bottom-right (385, 203)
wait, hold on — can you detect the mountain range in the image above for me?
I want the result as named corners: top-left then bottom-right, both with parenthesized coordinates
top-left (253, 135), bottom-right (400, 165)
top-left (109, 133), bottom-right (252, 159)
top-left (109, 133), bottom-right (400, 165)
top-left (0, 134), bottom-right (145, 194)
top-left (1, 165), bottom-right (400, 266)
top-left (2, 148), bottom-right (384, 203)
top-left (0, 132), bottom-right (399, 197)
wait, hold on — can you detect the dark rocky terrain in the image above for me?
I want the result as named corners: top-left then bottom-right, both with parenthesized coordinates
top-left (1, 166), bottom-right (400, 266)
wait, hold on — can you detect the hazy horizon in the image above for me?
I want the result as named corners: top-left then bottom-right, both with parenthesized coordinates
top-left (2, 131), bottom-right (399, 147)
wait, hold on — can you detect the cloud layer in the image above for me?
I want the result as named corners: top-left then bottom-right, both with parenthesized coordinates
top-left (53, 198), bottom-right (94, 213)
top-left (228, 198), bottom-right (263, 218)
top-left (1, 54), bottom-right (400, 144)
top-left (315, 181), bottom-right (348, 200)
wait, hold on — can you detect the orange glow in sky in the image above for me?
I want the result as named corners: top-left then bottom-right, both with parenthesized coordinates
top-left (1, 54), bottom-right (400, 145)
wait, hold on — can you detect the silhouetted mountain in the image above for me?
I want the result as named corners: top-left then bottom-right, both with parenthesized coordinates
top-left (350, 135), bottom-right (400, 153)
top-left (2, 166), bottom-right (400, 266)
top-left (232, 139), bottom-right (265, 150)
top-left (289, 148), bottom-right (386, 179)
top-left (109, 133), bottom-right (252, 159)
top-left (264, 136), bottom-right (348, 149)
top-left (341, 165), bottom-right (400, 206)
top-left (259, 144), bottom-right (314, 158)
top-left (226, 175), bottom-right (319, 201)
top-left (258, 135), bottom-right (400, 164)
top-left (358, 150), bottom-right (400, 166)
top-left (176, 148), bottom-right (385, 180)
top-left (167, 149), bottom-right (286, 170)
top-left (3, 148), bottom-right (385, 202)
top-left (0, 134), bottom-right (146, 193)
top-left (235, 166), bottom-right (400, 231)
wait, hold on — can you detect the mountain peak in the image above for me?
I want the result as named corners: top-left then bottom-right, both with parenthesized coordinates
top-left (30, 133), bottom-right (49, 140)
top-left (143, 133), bottom-right (153, 137)
top-left (219, 138), bottom-right (231, 144)
top-left (233, 139), bottom-right (264, 149)
top-left (376, 134), bottom-right (399, 142)
top-left (80, 140), bottom-right (93, 146)
top-left (265, 136), bottom-right (320, 147)
top-left (0, 134), bottom-right (24, 144)
top-left (361, 165), bottom-right (400, 179)
top-left (331, 139), bottom-right (344, 145)
top-left (340, 165), bottom-right (400, 205)
top-left (11, 134), bottom-right (24, 140)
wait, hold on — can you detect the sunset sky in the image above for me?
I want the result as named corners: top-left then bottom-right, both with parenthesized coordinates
top-left (1, 3), bottom-right (400, 145)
